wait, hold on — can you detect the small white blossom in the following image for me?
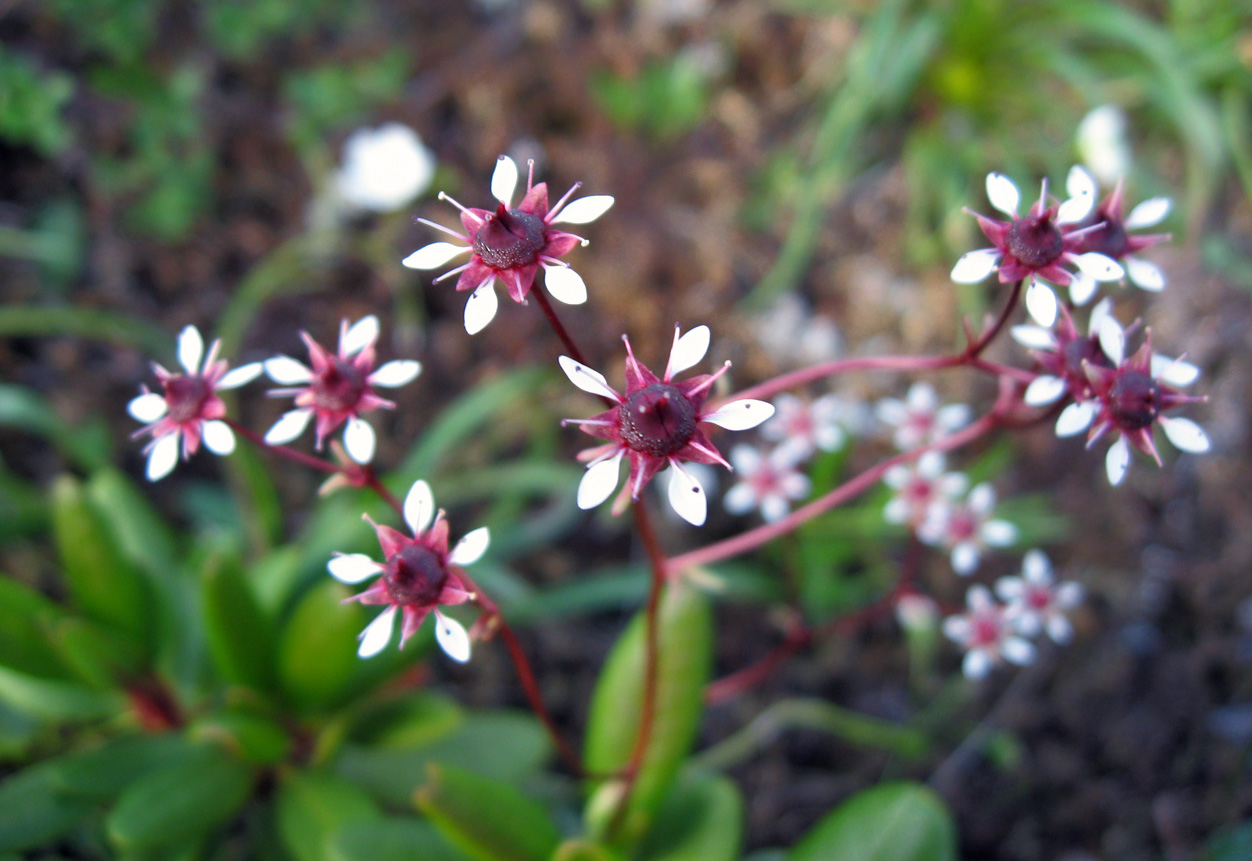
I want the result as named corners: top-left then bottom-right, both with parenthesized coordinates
top-left (943, 585), bottom-right (1035, 680)
top-left (335, 123), bottom-right (436, 213)
top-left (875, 382), bottom-right (971, 451)
top-left (760, 393), bottom-right (851, 461)
top-left (918, 483), bottom-right (1017, 575)
top-left (881, 451), bottom-right (968, 529)
top-left (723, 444), bottom-right (810, 523)
top-left (995, 550), bottom-right (1083, 644)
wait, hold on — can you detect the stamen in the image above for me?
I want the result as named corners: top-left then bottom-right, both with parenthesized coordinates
top-left (437, 192), bottom-right (484, 224)
top-left (686, 361), bottom-right (732, 397)
top-left (546, 181), bottom-right (584, 223)
top-left (432, 262), bottom-right (472, 284)
top-left (416, 217), bottom-right (471, 241)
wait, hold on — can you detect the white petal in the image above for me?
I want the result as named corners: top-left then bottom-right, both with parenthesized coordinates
top-left (942, 615), bottom-right (972, 643)
top-left (1055, 402), bottom-right (1097, 437)
top-left (201, 421), bottom-right (236, 455)
top-left (729, 444), bottom-right (762, 473)
top-left (1056, 582), bottom-right (1084, 607)
top-left (1152, 355), bottom-right (1200, 387)
top-left (1010, 325), bottom-right (1058, 351)
top-left (667, 464), bottom-right (707, 527)
top-left (1159, 416), bottom-right (1210, 453)
top-left (981, 519), bottom-right (1018, 547)
top-left (1097, 315), bottom-right (1126, 365)
top-left (177, 325), bottom-right (204, 374)
top-left (402, 242), bottom-right (471, 270)
top-left (968, 483), bottom-right (996, 514)
top-left (667, 325), bottom-right (710, 376)
top-left (883, 498), bottom-right (910, 524)
top-left (1024, 375), bottom-right (1067, 406)
top-left (1046, 615), bottom-right (1073, 644)
top-left (264, 409), bottom-right (313, 445)
top-left (145, 434), bottom-right (181, 481)
top-left (1074, 252), bottom-right (1125, 282)
top-left (1068, 271), bottom-right (1098, 306)
top-left (218, 362), bottom-right (264, 389)
top-left (1125, 196), bottom-right (1171, 230)
top-left (343, 417), bottom-right (376, 464)
top-left (404, 480), bottom-right (435, 535)
top-left (951, 543), bottom-right (980, 576)
top-left (995, 576), bottom-right (1025, 601)
top-left (551, 194), bottom-right (614, 225)
top-left (986, 172), bottom-right (1020, 216)
top-left (1125, 256), bottom-right (1165, 291)
top-left (342, 316), bottom-right (380, 356)
top-left (1057, 165), bottom-right (1096, 225)
top-left (1088, 296), bottom-right (1113, 334)
top-left (128, 392), bottom-right (168, 422)
top-left (328, 553), bottom-right (382, 584)
top-left (542, 266), bottom-right (588, 305)
top-left (433, 611), bottom-right (472, 663)
top-left (559, 355), bottom-right (618, 400)
top-left (264, 356), bottom-right (313, 385)
top-left (370, 359), bottom-right (422, 388)
top-left (949, 248), bottom-right (1000, 283)
top-left (1025, 281), bottom-right (1058, 327)
top-left (1001, 637), bottom-right (1036, 666)
top-left (962, 649), bottom-right (993, 680)
top-left (578, 453), bottom-right (623, 509)
top-left (703, 399), bottom-right (775, 431)
top-left (724, 483), bottom-right (758, 515)
top-left (1022, 549), bottom-right (1051, 581)
top-left (1105, 437), bottom-right (1131, 486)
top-left (449, 527), bottom-right (490, 566)
top-left (491, 155), bottom-right (519, 207)
top-left (358, 606), bottom-right (397, 658)
top-left (464, 282), bottom-right (499, 335)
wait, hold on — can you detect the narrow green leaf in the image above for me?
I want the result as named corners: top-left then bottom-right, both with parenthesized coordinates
top-left (190, 709), bottom-right (292, 766)
top-left (346, 691), bottom-right (463, 749)
top-left (0, 304), bottom-right (174, 356)
top-left (0, 384), bottom-right (109, 470)
top-left (48, 616), bottom-right (146, 689)
top-left (0, 665), bottom-right (124, 720)
top-left (331, 817), bottom-right (471, 861)
top-left (86, 469), bottom-right (180, 581)
top-left (0, 762), bottom-right (94, 852)
top-left (0, 575), bottom-right (71, 679)
top-left (201, 550), bottom-right (276, 692)
top-left (275, 770), bottom-right (382, 861)
top-left (276, 579), bottom-right (366, 711)
top-left (49, 733), bottom-right (197, 800)
top-left (551, 840), bottom-right (625, 861)
top-left (583, 581), bottom-right (713, 849)
top-left (417, 763), bottom-right (561, 861)
top-left (637, 772), bottom-right (743, 861)
top-left (788, 782), bottom-right (956, 861)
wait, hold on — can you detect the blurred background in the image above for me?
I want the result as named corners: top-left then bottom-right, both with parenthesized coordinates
top-left (2, 0), bottom-right (1252, 858)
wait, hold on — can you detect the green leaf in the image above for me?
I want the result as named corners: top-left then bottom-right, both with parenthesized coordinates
top-left (0, 575), bottom-right (72, 679)
top-left (51, 474), bottom-right (152, 649)
top-left (106, 745), bottom-right (253, 851)
top-left (417, 763), bottom-right (561, 861)
top-left (0, 304), bottom-right (174, 357)
top-left (275, 770), bottom-right (382, 861)
top-left (637, 772), bottom-right (743, 861)
top-left (86, 469), bottom-right (180, 582)
top-left (583, 581), bottom-right (713, 849)
top-left (201, 550), bottom-right (276, 692)
top-left (190, 709), bottom-right (292, 766)
top-left (0, 761), bottom-right (94, 852)
top-left (331, 817), bottom-right (471, 861)
top-left (788, 782), bottom-right (957, 861)
top-left (1205, 819), bottom-right (1252, 861)
top-left (0, 384), bottom-right (108, 470)
top-left (48, 615), bottom-right (146, 689)
top-left (551, 840), bottom-right (625, 861)
top-left (346, 691), bottom-right (463, 749)
top-left (276, 579), bottom-right (366, 711)
top-left (0, 665), bottom-right (124, 721)
top-left (49, 733), bottom-right (198, 800)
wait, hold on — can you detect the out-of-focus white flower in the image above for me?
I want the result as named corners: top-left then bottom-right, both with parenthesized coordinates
top-left (996, 550), bottom-right (1084, 644)
top-left (335, 123), bottom-right (436, 213)
top-left (881, 450), bottom-right (967, 529)
top-left (876, 382), bottom-right (971, 451)
top-left (751, 294), bottom-right (842, 368)
top-left (761, 393), bottom-right (852, 461)
top-left (1077, 105), bottom-right (1131, 187)
top-left (918, 483), bottom-right (1017, 575)
top-left (943, 585), bottom-right (1036, 679)
top-left (723, 444), bottom-right (811, 523)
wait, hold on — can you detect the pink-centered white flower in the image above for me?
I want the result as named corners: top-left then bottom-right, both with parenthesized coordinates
top-left (1012, 298), bottom-right (1116, 408)
top-left (723, 444), bottom-right (810, 523)
top-left (760, 392), bottom-right (851, 461)
top-left (328, 480), bottom-right (486, 661)
top-left (918, 482), bottom-right (1017, 575)
top-left (1069, 166), bottom-right (1172, 302)
top-left (560, 324), bottom-right (774, 526)
top-left (875, 382), bottom-right (971, 451)
top-left (881, 450), bottom-right (968, 529)
top-left (995, 550), bottom-right (1083, 644)
top-left (950, 168), bottom-right (1124, 326)
top-left (263, 316), bottom-right (421, 465)
top-left (403, 155), bottom-right (614, 335)
top-left (943, 584), bottom-right (1036, 680)
top-left (1053, 315), bottom-right (1208, 486)
top-left (128, 325), bottom-right (262, 481)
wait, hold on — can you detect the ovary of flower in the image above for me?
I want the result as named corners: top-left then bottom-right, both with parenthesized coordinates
top-left (943, 585), bottom-right (1036, 680)
top-left (950, 168), bottom-right (1124, 327)
top-left (1068, 165), bottom-right (1172, 303)
top-left (128, 325), bottom-right (262, 481)
top-left (760, 393), bottom-right (849, 461)
top-left (875, 382), bottom-right (971, 451)
top-left (403, 155), bottom-right (614, 335)
top-left (335, 123), bottom-right (436, 213)
top-left (560, 324), bottom-right (774, 526)
top-left (724, 444), bottom-right (810, 523)
top-left (1013, 298), bottom-right (1115, 408)
top-left (918, 482), bottom-right (1017, 576)
top-left (327, 480), bottom-right (486, 661)
top-left (262, 315), bottom-right (421, 465)
top-left (881, 450), bottom-right (968, 529)
top-left (995, 550), bottom-right (1083, 644)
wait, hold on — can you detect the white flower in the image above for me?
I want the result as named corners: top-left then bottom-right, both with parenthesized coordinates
top-left (918, 483), bottom-right (1017, 575)
top-left (943, 585), bottom-right (1036, 679)
top-left (995, 550), bottom-right (1083, 644)
top-left (881, 450), bottom-right (968, 529)
top-left (875, 382), bottom-right (971, 451)
top-left (1076, 105), bottom-right (1132, 187)
top-left (723, 444), bottom-right (811, 523)
top-left (760, 393), bottom-right (853, 461)
top-left (335, 123), bottom-right (436, 213)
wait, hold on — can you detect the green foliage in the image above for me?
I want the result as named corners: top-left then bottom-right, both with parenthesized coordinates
top-left (0, 49), bottom-right (74, 156)
top-left (1204, 819), bottom-right (1252, 861)
top-left (283, 51), bottom-right (410, 153)
top-left (788, 782), bottom-right (957, 861)
top-left (590, 53), bottom-right (714, 141)
top-left (635, 771), bottom-right (743, 861)
top-left (417, 763), bottom-right (562, 861)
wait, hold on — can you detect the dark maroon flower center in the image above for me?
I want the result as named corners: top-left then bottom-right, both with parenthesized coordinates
top-left (472, 204), bottom-right (547, 270)
top-left (1077, 212), bottom-right (1126, 259)
top-left (1062, 335), bottom-right (1113, 380)
top-left (1108, 370), bottom-right (1160, 431)
top-left (620, 383), bottom-right (698, 457)
top-left (313, 357), bottom-right (366, 412)
top-left (1006, 213), bottom-right (1064, 269)
top-left (164, 375), bottom-right (211, 423)
top-left (383, 544), bottom-right (449, 606)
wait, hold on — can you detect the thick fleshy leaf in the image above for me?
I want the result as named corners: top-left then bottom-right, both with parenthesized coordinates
top-left (202, 551), bottom-right (275, 691)
top-left (343, 417), bottom-right (376, 464)
top-left (1074, 252), bottom-right (1124, 282)
top-left (403, 242), bottom-right (471, 270)
top-left (789, 782), bottom-right (956, 861)
top-left (578, 454), bottom-right (624, 509)
top-left (201, 420), bottom-right (236, 455)
top-left (264, 409), bottom-right (314, 445)
top-left (328, 554), bottom-right (383, 584)
top-left (432, 611), bottom-right (471, 663)
top-left (1055, 402), bottom-right (1096, 437)
top-left (491, 155), bottom-right (519, 206)
top-left (1126, 256), bottom-right (1165, 291)
top-left (985, 172), bottom-right (1019, 216)
top-left (342, 316), bottom-right (380, 356)
top-left (370, 359), bottom-right (422, 388)
top-left (275, 770), bottom-right (382, 861)
top-left (276, 580), bottom-right (365, 708)
top-left (218, 362), bottom-right (264, 389)
top-left (543, 265), bottom-right (588, 305)
top-left (1024, 281), bottom-right (1058, 327)
top-left (949, 248), bottom-right (999, 283)
top-left (0, 761), bottom-right (96, 852)
top-left (1160, 416), bottom-right (1210, 453)
top-left (1105, 437), bottom-right (1131, 485)
top-left (464, 282), bottom-right (499, 335)
top-left (1056, 166), bottom-right (1095, 224)
top-left (1023, 375), bottom-right (1066, 406)
top-left (359, 606), bottom-right (397, 658)
top-left (552, 194), bottom-right (615, 225)
top-left (667, 325), bottom-right (710, 377)
top-left (404, 480), bottom-right (435, 535)
top-left (128, 392), bottom-right (167, 422)
top-left (448, 526), bottom-right (490, 566)
top-left (559, 355), bottom-right (619, 399)
top-left (703, 399), bottom-right (774, 431)
top-left (636, 772), bottom-right (743, 861)
top-left (177, 325), bottom-right (204, 374)
top-left (418, 763), bottom-right (561, 861)
top-left (1125, 196), bottom-right (1171, 229)
top-left (146, 433), bottom-right (181, 480)
top-left (264, 356), bottom-right (313, 385)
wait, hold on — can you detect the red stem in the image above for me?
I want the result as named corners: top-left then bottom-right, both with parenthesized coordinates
top-left (532, 285), bottom-right (587, 365)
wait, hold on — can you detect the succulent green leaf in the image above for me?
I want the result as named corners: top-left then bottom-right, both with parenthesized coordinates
top-left (331, 817), bottom-right (471, 861)
top-left (637, 772), bottom-right (743, 861)
top-left (0, 575), bottom-right (72, 679)
top-left (86, 469), bottom-right (180, 581)
top-left (49, 616), bottom-right (146, 690)
top-left (276, 579), bottom-right (366, 711)
top-left (0, 664), bottom-right (123, 720)
top-left (550, 840), bottom-right (626, 861)
top-left (346, 691), bottom-right (463, 749)
top-left (190, 709), bottom-right (292, 766)
top-left (416, 763), bottom-right (561, 861)
top-left (276, 770), bottom-right (382, 861)
top-left (0, 762), bottom-right (94, 851)
top-left (200, 550), bottom-right (276, 692)
top-left (787, 781), bottom-right (957, 861)
top-left (49, 733), bottom-right (197, 800)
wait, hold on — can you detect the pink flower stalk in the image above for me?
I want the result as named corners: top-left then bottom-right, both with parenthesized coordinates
top-left (724, 444), bottom-right (811, 523)
top-left (760, 392), bottom-right (851, 461)
top-left (942, 585), bottom-right (1035, 680)
top-left (560, 324), bottom-right (775, 526)
top-left (950, 168), bottom-right (1124, 326)
top-left (1012, 297), bottom-right (1116, 407)
top-left (1054, 315), bottom-right (1208, 486)
top-left (327, 480), bottom-right (487, 661)
top-left (128, 325), bottom-right (262, 481)
top-left (875, 382), bottom-right (971, 451)
top-left (1069, 166), bottom-right (1171, 302)
top-left (403, 155), bottom-right (614, 334)
top-left (881, 450), bottom-right (968, 529)
top-left (995, 550), bottom-right (1083, 644)
top-left (263, 316), bottom-right (421, 465)
top-left (918, 483), bottom-right (1017, 575)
